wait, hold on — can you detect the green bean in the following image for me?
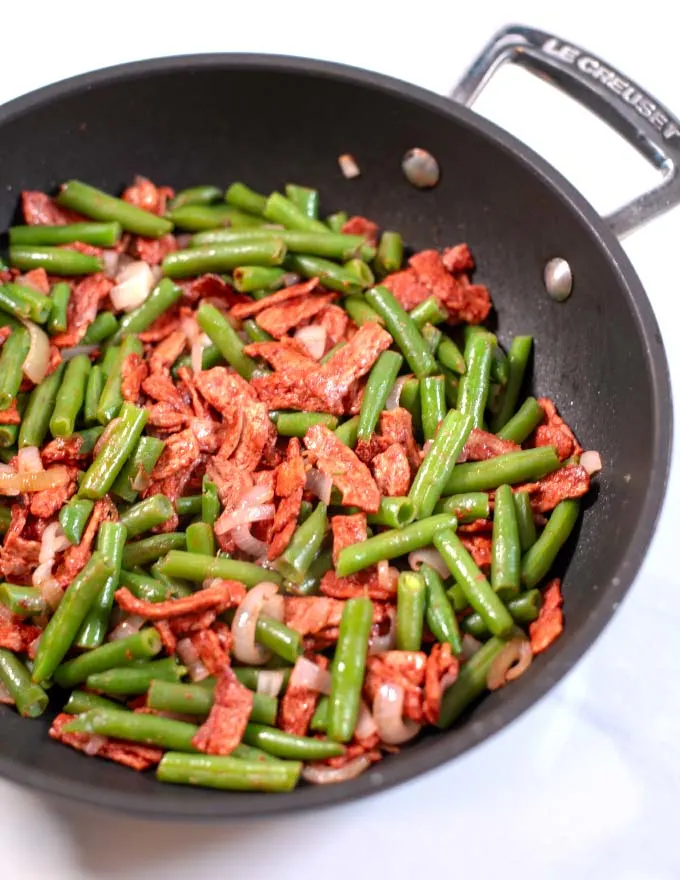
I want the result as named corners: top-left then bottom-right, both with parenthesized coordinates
top-left (409, 296), bottom-right (447, 328)
top-left (421, 323), bottom-right (442, 356)
top-left (86, 658), bottom-right (185, 695)
top-left (10, 221), bottom-right (122, 248)
top-left (336, 513), bottom-right (457, 577)
top-left (326, 211), bottom-right (348, 233)
top-left (434, 492), bottom-right (490, 523)
top-left (366, 496), bottom-right (416, 529)
top-left (255, 616), bottom-right (302, 664)
top-left (47, 281), bottom-right (71, 335)
top-left (0, 649), bottom-right (49, 717)
top-left (343, 295), bottom-right (383, 326)
top-left (275, 502), bottom-right (327, 584)
top-left (119, 495), bottom-right (174, 538)
top-left (496, 396), bottom-right (544, 444)
top-left (0, 283), bottom-right (50, 323)
top-left (0, 449), bottom-right (15, 465)
top-left (263, 191), bottom-right (327, 234)
top-left (444, 446), bottom-right (560, 494)
top-left (327, 597), bottom-right (373, 743)
top-left (0, 393), bottom-right (27, 448)
top-left (436, 636), bottom-right (508, 728)
top-left (244, 722), bottom-right (343, 760)
top-left (55, 626), bottom-right (162, 688)
top-left (198, 228), bottom-right (375, 261)
top-left (437, 336), bottom-right (467, 375)
top-left (333, 414), bottom-right (359, 449)
top-left (0, 326), bottom-right (29, 409)
top-left (185, 521), bottom-right (215, 557)
top-left (75, 426), bottom-right (103, 454)
top-left (64, 708), bottom-right (198, 751)
top-left (100, 344), bottom-right (119, 378)
top-left (422, 563), bottom-right (462, 654)
top-left (274, 412), bottom-right (338, 436)
top-left (118, 569), bottom-right (173, 603)
top-left (58, 180), bottom-right (172, 237)
top-left (285, 254), bottom-right (365, 294)
top-left (163, 240), bottom-right (286, 279)
top-left (0, 506), bottom-right (10, 534)
top-left (344, 258), bottom-right (375, 287)
top-left (111, 435), bottom-right (165, 503)
top-left (157, 752), bottom-right (302, 792)
top-left (283, 548), bottom-right (332, 597)
top-left (96, 336), bottom-right (144, 423)
top-left (366, 286), bottom-right (436, 379)
top-left (83, 365), bottom-right (104, 426)
top-left (76, 521), bottom-right (128, 649)
top-left (9, 246), bottom-right (102, 276)
top-left (31, 552), bottom-right (113, 684)
top-left (462, 590), bottom-right (542, 639)
top-left (396, 572), bottom-right (426, 651)
top-left (285, 183), bottom-right (319, 220)
top-left (109, 278), bottom-right (182, 346)
top-left (491, 336), bottom-right (533, 432)
top-left (408, 409), bottom-right (473, 519)
top-left (156, 550), bottom-right (282, 587)
top-left (172, 343), bottom-right (225, 377)
top-left (376, 231), bottom-right (404, 275)
top-left (176, 494), bottom-right (201, 518)
top-left (514, 491), bottom-right (537, 552)
top-left (442, 369), bottom-right (460, 410)
top-left (82, 311), bottom-right (118, 344)
top-left (196, 302), bottom-right (261, 380)
top-left (419, 375), bottom-right (446, 441)
top-left (232, 666), bottom-right (292, 692)
top-left (433, 529), bottom-right (513, 637)
top-left (232, 266), bottom-right (287, 293)
top-left (81, 402), bottom-right (148, 498)
top-left (456, 332), bottom-right (492, 429)
top-left (147, 680), bottom-right (277, 726)
top-left (225, 182), bottom-right (268, 216)
top-left (399, 377), bottom-right (423, 436)
top-left (49, 354), bottom-right (90, 437)
top-left (168, 185), bottom-right (222, 211)
top-left (491, 485), bottom-right (521, 596)
top-left (310, 696), bottom-right (329, 732)
top-left (168, 204), bottom-right (265, 231)
top-left (59, 497), bottom-right (94, 545)
top-left (356, 351), bottom-right (403, 442)
top-left (62, 690), bottom-right (123, 715)
top-left (521, 499), bottom-right (580, 587)
top-left (122, 532), bottom-right (186, 568)
top-left (0, 584), bottom-right (46, 618)
top-left (196, 477), bottom-right (219, 528)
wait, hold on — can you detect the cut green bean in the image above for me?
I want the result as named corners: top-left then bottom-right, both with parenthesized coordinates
top-left (232, 266), bottom-right (287, 293)
top-left (168, 185), bottom-right (222, 211)
top-left (59, 497), bottom-right (94, 545)
top-left (0, 584), bottom-right (46, 618)
top-left (422, 563), bottom-right (462, 654)
top-left (82, 311), bottom-right (118, 344)
top-left (343, 295), bottom-right (383, 326)
top-left (436, 636), bottom-right (508, 728)
top-left (0, 649), bottom-right (48, 717)
top-left (521, 499), bottom-right (580, 587)
top-left (409, 296), bottom-right (447, 328)
top-left (421, 322), bottom-right (442, 356)
top-left (122, 532), bottom-right (186, 568)
top-left (366, 496), bottom-right (416, 529)
top-left (186, 521), bottom-right (215, 557)
top-left (47, 281), bottom-right (71, 335)
top-left (199, 475), bottom-right (219, 526)
top-left (514, 491), bottom-right (537, 553)
top-left (0, 326), bottom-right (30, 409)
top-left (275, 502), bottom-right (327, 584)
top-left (496, 396), bottom-right (544, 444)
top-left (111, 435), bottom-right (165, 503)
top-left (456, 332), bottom-right (493, 429)
top-left (376, 231), bottom-right (404, 276)
top-left (491, 336), bottom-right (533, 432)
top-left (326, 211), bottom-right (348, 233)
top-left (119, 570), bottom-right (173, 603)
top-left (225, 182), bottom-right (268, 216)
top-left (444, 447), bottom-right (560, 494)
top-left (96, 335), bottom-right (144, 423)
top-left (274, 412), bottom-right (339, 436)
top-left (10, 222), bottom-right (122, 248)
top-left (63, 690), bottom-right (123, 715)
top-left (333, 414), bottom-right (359, 449)
top-left (286, 255), bottom-right (365, 294)
top-left (147, 679), bottom-right (277, 726)
top-left (396, 571), bottom-right (427, 651)
top-left (86, 658), bottom-right (185, 695)
top-left (434, 492), bottom-right (490, 523)
top-left (176, 495), bottom-right (201, 518)
top-left (163, 241), bottom-right (286, 279)
top-left (399, 377), bottom-right (423, 436)
top-left (196, 302), bottom-right (261, 380)
top-left (76, 521), bottom-right (128, 649)
top-left (195, 228), bottom-right (378, 260)
top-left (255, 616), bottom-right (303, 664)
top-left (344, 258), bottom-right (375, 287)
top-left (263, 191), bottom-right (327, 234)
top-left (327, 597), bottom-right (373, 743)
top-left (0, 283), bottom-right (50, 323)
top-left (58, 180), bottom-right (172, 237)
top-left (55, 626), bottom-right (161, 688)
top-left (9, 246), bottom-right (102, 276)
top-left (244, 723), bottom-right (343, 760)
top-left (64, 708), bottom-right (198, 751)
top-left (462, 590), bottom-right (542, 639)
top-left (168, 204), bottom-right (266, 231)
top-left (119, 495), bottom-right (174, 538)
top-left (49, 354), bottom-right (91, 437)
top-left (357, 351), bottom-right (403, 441)
top-left (83, 364), bottom-right (104, 426)
top-left (366, 286), bottom-right (436, 379)
top-left (285, 183), bottom-right (319, 220)
top-left (157, 550), bottom-right (282, 587)
top-left (81, 402), bottom-right (148, 498)
top-left (109, 278), bottom-right (182, 346)
top-left (437, 336), bottom-right (467, 374)
top-left (491, 484), bottom-right (521, 596)
top-left (420, 375), bottom-right (446, 441)
top-left (157, 752), bottom-right (301, 792)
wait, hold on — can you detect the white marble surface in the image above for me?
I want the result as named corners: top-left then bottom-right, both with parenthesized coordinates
top-left (1, 3), bottom-right (679, 878)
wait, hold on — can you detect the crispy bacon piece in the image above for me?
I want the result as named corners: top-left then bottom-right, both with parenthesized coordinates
top-left (180, 273), bottom-right (249, 308)
top-left (121, 353), bottom-right (149, 404)
top-left (177, 366), bottom-right (207, 418)
top-left (340, 215), bottom-right (379, 246)
top-left (318, 740), bottom-right (383, 770)
top-left (195, 366), bottom-right (257, 412)
top-left (115, 579), bottom-right (246, 619)
top-left (49, 714), bottom-right (163, 771)
top-left (148, 330), bottom-right (187, 375)
top-left (61, 241), bottom-right (103, 258)
top-left (381, 268), bottom-right (430, 311)
top-left (22, 191), bottom-right (83, 226)
top-left (0, 505), bottom-right (40, 580)
top-left (371, 443), bottom-right (411, 496)
top-left (191, 668), bottom-right (253, 756)
top-left (231, 278), bottom-right (320, 319)
top-left (122, 176), bottom-right (173, 215)
top-left (517, 464), bottom-right (590, 514)
top-left (530, 579), bottom-right (564, 654)
top-left (41, 435), bottom-right (85, 466)
top-left (0, 617), bottom-right (41, 652)
top-left (269, 439), bottom-right (306, 561)
top-left (409, 249), bottom-right (492, 325)
top-left (142, 373), bottom-right (188, 408)
top-left (51, 273), bottom-right (113, 347)
top-left (457, 518), bottom-right (493, 535)
top-left (320, 569), bottom-right (394, 601)
top-left (284, 596), bottom-right (388, 636)
top-left (365, 651), bottom-right (427, 723)
top-left (137, 308), bottom-right (181, 342)
top-left (29, 467), bottom-right (78, 518)
top-left (209, 458), bottom-right (253, 536)
top-left (307, 322), bottom-right (393, 411)
top-left (459, 428), bottom-right (519, 463)
top-left (279, 654), bottom-right (329, 736)
top-left (191, 628), bottom-right (231, 676)
top-left (256, 293), bottom-right (337, 339)
top-left (132, 233), bottom-right (177, 265)
top-left (251, 369), bottom-right (337, 414)
top-left (423, 643), bottom-right (458, 724)
top-left (534, 398), bottom-right (583, 461)
top-left (442, 243), bottom-right (475, 274)
top-left (55, 497), bottom-right (117, 585)
top-left (460, 534), bottom-right (492, 570)
top-left (313, 304), bottom-right (350, 347)
top-left (379, 408), bottom-right (421, 473)
top-left (151, 428), bottom-right (199, 480)
top-left (170, 609), bottom-right (219, 635)
top-left (144, 457), bottom-right (201, 532)
top-left (230, 397), bottom-right (274, 473)
top-left (303, 424), bottom-right (380, 512)
top-left (243, 338), bottom-right (317, 372)
top-left (155, 620), bottom-right (177, 655)
top-left (331, 513), bottom-right (367, 565)
top-left (21, 268), bottom-right (50, 294)
top-left (0, 400), bottom-right (22, 425)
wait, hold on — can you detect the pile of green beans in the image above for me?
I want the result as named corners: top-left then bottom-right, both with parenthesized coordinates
top-left (0, 173), bottom-right (594, 796)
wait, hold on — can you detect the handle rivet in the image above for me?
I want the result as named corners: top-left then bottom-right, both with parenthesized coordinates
top-left (544, 258), bottom-right (573, 301)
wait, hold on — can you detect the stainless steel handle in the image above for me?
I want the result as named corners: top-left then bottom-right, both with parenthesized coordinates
top-left (452, 24), bottom-right (680, 238)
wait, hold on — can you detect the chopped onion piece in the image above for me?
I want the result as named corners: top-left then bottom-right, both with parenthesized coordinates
top-left (373, 682), bottom-right (422, 745)
top-left (110, 261), bottom-right (155, 312)
top-left (38, 522), bottom-right (70, 565)
top-left (60, 344), bottom-right (99, 361)
top-left (377, 560), bottom-right (398, 593)
top-left (231, 581), bottom-right (280, 665)
top-left (176, 638), bottom-right (210, 682)
top-left (369, 607), bottom-right (397, 654)
top-left (109, 614), bottom-right (145, 641)
top-left (294, 324), bottom-right (327, 360)
top-left (0, 466), bottom-right (70, 495)
top-left (408, 548), bottom-right (449, 579)
top-left (256, 670), bottom-right (285, 698)
top-left (20, 320), bottom-right (50, 384)
top-left (102, 249), bottom-right (120, 278)
top-left (355, 699), bottom-right (378, 740)
top-left (214, 484), bottom-right (274, 536)
top-left (37, 578), bottom-right (63, 610)
top-left (303, 756), bottom-right (371, 784)
top-left (305, 468), bottom-right (332, 504)
top-left (217, 503), bottom-right (275, 535)
top-left (338, 154), bottom-right (361, 179)
top-left (487, 639), bottom-right (533, 690)
top-left (83, 734), bottom-right (108, 757)
top-left (580, 450), bottom-right (602, 475)
top-left (17, 446), bottom-right (43, 474)
top-left (385, 375), bottom-right (409, 411)
top-left (289, 656), bottom-right (331, 694)
top-left (231, 524), bottom-right (268, 558)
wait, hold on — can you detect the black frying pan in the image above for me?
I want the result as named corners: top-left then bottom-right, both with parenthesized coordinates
top-left (0, 24), bottom-right (673, 819)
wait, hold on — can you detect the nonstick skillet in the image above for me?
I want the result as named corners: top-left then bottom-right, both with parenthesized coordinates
top-left (0, 24), bottom-right (673, 818)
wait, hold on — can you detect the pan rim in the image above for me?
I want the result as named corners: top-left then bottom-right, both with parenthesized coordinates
top-left (0, 51), bottom-right (672, 820)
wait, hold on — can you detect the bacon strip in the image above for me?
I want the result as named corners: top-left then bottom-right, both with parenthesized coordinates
top-left (114, 580), bottom-right (246, 619)
top-left (529, 579), bottom-right (563, 654)
top-left (331, 513), bottom-right (367, 565)
top-left (303, 424), bottom-right (380, 512)
top-left (191, 668), bottom-right (253, 756)
top-left (50, 714), bottom-right (162, 771)
top-left (230, 278), bottom-right (319, 318)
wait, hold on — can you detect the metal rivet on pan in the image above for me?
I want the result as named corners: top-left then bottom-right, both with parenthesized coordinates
top-left (401, 148), bottom-right (440, 188)
top-left (544, 258), bottom-right (573, 301)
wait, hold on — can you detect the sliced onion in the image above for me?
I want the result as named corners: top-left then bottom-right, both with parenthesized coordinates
top-left (37, 522), bottom-right (69, 566)
top-left (408, 548), bottom-right (449, 579)
top-left (281, 273), bottom-right (301, 288)
top-left (337, 153), bottom-right (361, 180)
top-left (176, 638), bottom-right (210, 682)
top-left (102, 249), bottom-right (120, 278)
top-left (262, 593), bottom-right (284, 623)
top-left (289, 656), bottom-right (331, 694)
top-left (231, 524), bottom-right (268, 558)
top-left (217, 503), bottom-right (275, 535)
top-left (110, 261), bottom-right (155, 312)
top-left (580, 450), bottom-right (602, 475)
top-left (109, 614), bottom-right (145, 641)
top-left (303, 756), bottom-right (370, 784)
top-left (373, 683), bottom-right (422, 745)
top-left (385, 375), bottom-right (410, 411)
top-left (294, 324), bottom-right (327, 360)
top-left (20, 320), bottom-right (50, 384)
top-left (355, 699), bottom-right (378, 741)
top-left (0, 466), bottom-right (70, 496)
top-left (17, 446), bottom-right (43, 474)
top-left (60, 344), bottom-right (99, 362)
top-left (256, 670), bottom-right (285, 697)
top-left (377, 560), bottom-right (398, 594)
top-left (131, 466), bottom-right (152, 493)
top-left (369, 607), bottom-right (397, 655)
top-left (487, 639), bottom-right (533, 690)
top-left (191, 339), bottom-right (205, 374)
top-left (37, 579), bottom-right (63, 610)
top-left (231, 581), bottom-right (280, 665)
top-left (0, 680), bottom-right (14, 705)
top-left (305, 468), bottom-right (332, 504)
top-left (460, 633), bottom-right (482, 662)
top-left (83, 734), bottom-right (108, 756)
top-left (214, 484), bottom-right (274, 536)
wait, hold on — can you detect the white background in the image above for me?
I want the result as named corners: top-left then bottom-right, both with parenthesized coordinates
top-left (1, 3), bottom-right (679, 878)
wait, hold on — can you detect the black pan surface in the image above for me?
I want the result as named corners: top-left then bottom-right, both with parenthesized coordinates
top-left (0, 53), bottom-right (671, 819)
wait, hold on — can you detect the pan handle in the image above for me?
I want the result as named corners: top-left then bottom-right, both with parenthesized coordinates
top-left (451, 24), bottom-right (680, 238)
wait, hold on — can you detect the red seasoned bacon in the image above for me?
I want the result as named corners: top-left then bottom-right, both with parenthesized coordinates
top-left (460, 534), bottom-right (492, 570)
top-left (230, 278), bottom-right (319, 319)
top-left (442, 243), bottom-right (475, 274)
top-left (230, 397), bottom-right (275, 474)
top-left (365, 651), bottom-right (427, 723)
top-left (382, 268), bottom-right (430, 311)
top-left (155, 620), bottom-right (177, 655)
top-left (132, 233), bottom-right (177, 265)
top-left (121, 353), bottom-right (149, 404)
top-left (21, 268), bottom-right (50, 294)
top-left (195, 366), bottom-right (257, 413)
top-left (49, 714), bottom-right (163, 771)
top-left (151, 428), bottom-right (199, 480)
top-left (0, 326), bottom-right (11, 348)
top-left (251, 369), bottom-right (337, 414)
top-left (148, 330), bottom-right (186, 375)
top-left (279, 654), bottom-right (329, 736)
top-left (423, 642), bottom-right (458, 724)
top-left (371, 443), bottom-right (411, 496)
top-left (0, 505), bottom-right (40, 580)
top-left (0, 617), bottom-right (41, 652)
top-left (530, 579), bottom-right (563, 654)
top-left (29, 467), bottom-right (78, 518)
top-left (534, 398), bottom-right (583, 461)
top-left (341, 216), bottom-right (379, 246)
top-left (22, 191), bottom-right (83, 226)
top-left (410, 249), bottom-right (492, 325)
top-left (331, 513), bottom-right (367, 565)
top-left (320, 569), bottom-right (395, 601)
top-left (517, 464), bottom-right (590, 513)
top-left (115, 579), bottom-right (246, 619)
top-left (180, 273), bottom-right (249, 308)
top-left (256, 293), bottom-right (336, 339)
top-left (380, 408), bottom-right (421, 473)
top-left (0, 400), bottom-right (22, 425)
top-left (122, 176), bottom-right (173, 215)
top-left (284, 596), bottom-right (389, 637)
top-left (243, 338), bottom-right (317, 372)
top-left (191, 668), bottom-right (253, 756)
top-left (137, 308), bottom-right (181, 342)
top-left (55, 497), bottom-right (117, 585)
top-left (51, 273), bottom-right (113, 347)
top-left (303, 424), bottom-right (380, 512)
top-left (313, 304), bottom-right (350, 347)
top-left (191, 628), bottom-right (231, 676)
top-left (268, 439), bottom-right (306, 561)
top-left (41, 435), bottom-right (85, 466)
top-left (459, 428), bottom-right (519, 463)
